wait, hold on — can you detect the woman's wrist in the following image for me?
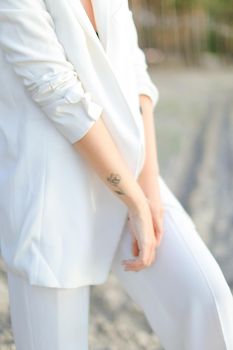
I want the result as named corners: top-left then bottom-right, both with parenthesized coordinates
top-left (137, 171), bottom-right (161, 202)
top-left (121, 180), bottom-right (149, 213)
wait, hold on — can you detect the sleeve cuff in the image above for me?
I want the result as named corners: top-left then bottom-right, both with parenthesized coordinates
top-left (138, 82), bottom-right (159, 109)
top-left (69, 102), bottom-right (104, 144)
top-left (42, 93), bottom-right (104, 144)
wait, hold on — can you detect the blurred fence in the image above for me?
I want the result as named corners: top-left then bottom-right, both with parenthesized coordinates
top-left (129, 0), bottom-right (233, 65)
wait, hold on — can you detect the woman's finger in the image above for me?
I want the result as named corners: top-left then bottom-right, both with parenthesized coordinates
top-left (132, 236), bottom-right (139, 256)
top-left (122, 239), bottom-right (151, 270)
top-left (127, 216), bottom-right (140, 257)
top-left (149, 238), bottom-right (157, 265)
top-left (152, 211), bottom-right (164, 247)
top-left (122, 257), bottom-right (144, 271)
top-left (123, 239), bottom-right (157, 271)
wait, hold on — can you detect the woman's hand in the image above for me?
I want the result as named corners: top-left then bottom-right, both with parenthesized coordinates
top-left (143, 178), bottom-right (165, 248)
top-left (121, 198), bottom-right (159, 272)
top-left (121, 179), bottom-right (165, 272)
top-left (129, 90), bottom-right (165, 269)
top-left (147, 193), bottom-right (164, 248)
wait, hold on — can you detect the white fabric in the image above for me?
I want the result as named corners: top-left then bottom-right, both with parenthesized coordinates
top-left (6, 177), bottom-right (233, 350)
top-left (0, 0), bottom-right (159, 288)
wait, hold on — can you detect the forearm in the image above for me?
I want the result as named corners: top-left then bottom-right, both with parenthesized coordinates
top-left (137, 94), bottom-right (160, 199)
top-left (73, 112), bottom-right (147, 210)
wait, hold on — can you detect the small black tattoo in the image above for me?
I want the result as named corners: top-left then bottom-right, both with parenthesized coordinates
top-left (115, 190), bottom-right (125, 195)
top-left (107, 173), bottom-right (121, 186)
top-left (107, 173), bottom-right (125, 196)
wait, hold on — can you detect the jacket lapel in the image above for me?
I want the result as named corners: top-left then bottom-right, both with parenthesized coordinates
top-left (92, 0), bottom-right (109, 51)
top-left (69, 0), bottom-right (110, 52)
top-left (43, 0), bottom-right (142, 142)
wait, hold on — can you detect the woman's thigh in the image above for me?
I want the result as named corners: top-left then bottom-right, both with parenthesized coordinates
top-left (6, 269), bottom-right (90, 350)
top-left (111, 176), bottom-right (233, 350)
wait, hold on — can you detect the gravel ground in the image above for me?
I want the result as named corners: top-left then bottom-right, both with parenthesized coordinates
top-left (0, 66), bottom-right (233, 349)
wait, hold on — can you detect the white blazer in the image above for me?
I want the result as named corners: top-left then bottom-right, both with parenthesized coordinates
top-left (0, 0), bottom-right (159, 288)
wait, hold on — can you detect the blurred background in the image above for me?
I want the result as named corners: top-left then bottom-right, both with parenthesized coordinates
top-left (1, 1), bottom-right (233, 349)
top-left (129, 0), bottom-right (233, 66)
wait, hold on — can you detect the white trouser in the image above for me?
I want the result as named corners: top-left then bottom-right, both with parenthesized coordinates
top-left (6, 179), bottom-right (233, 350)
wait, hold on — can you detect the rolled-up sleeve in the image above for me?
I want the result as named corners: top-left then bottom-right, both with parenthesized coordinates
top-left (126, 6), bottom-right (159, 109)
top-left (0, 0), bottom-right (103, 143)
